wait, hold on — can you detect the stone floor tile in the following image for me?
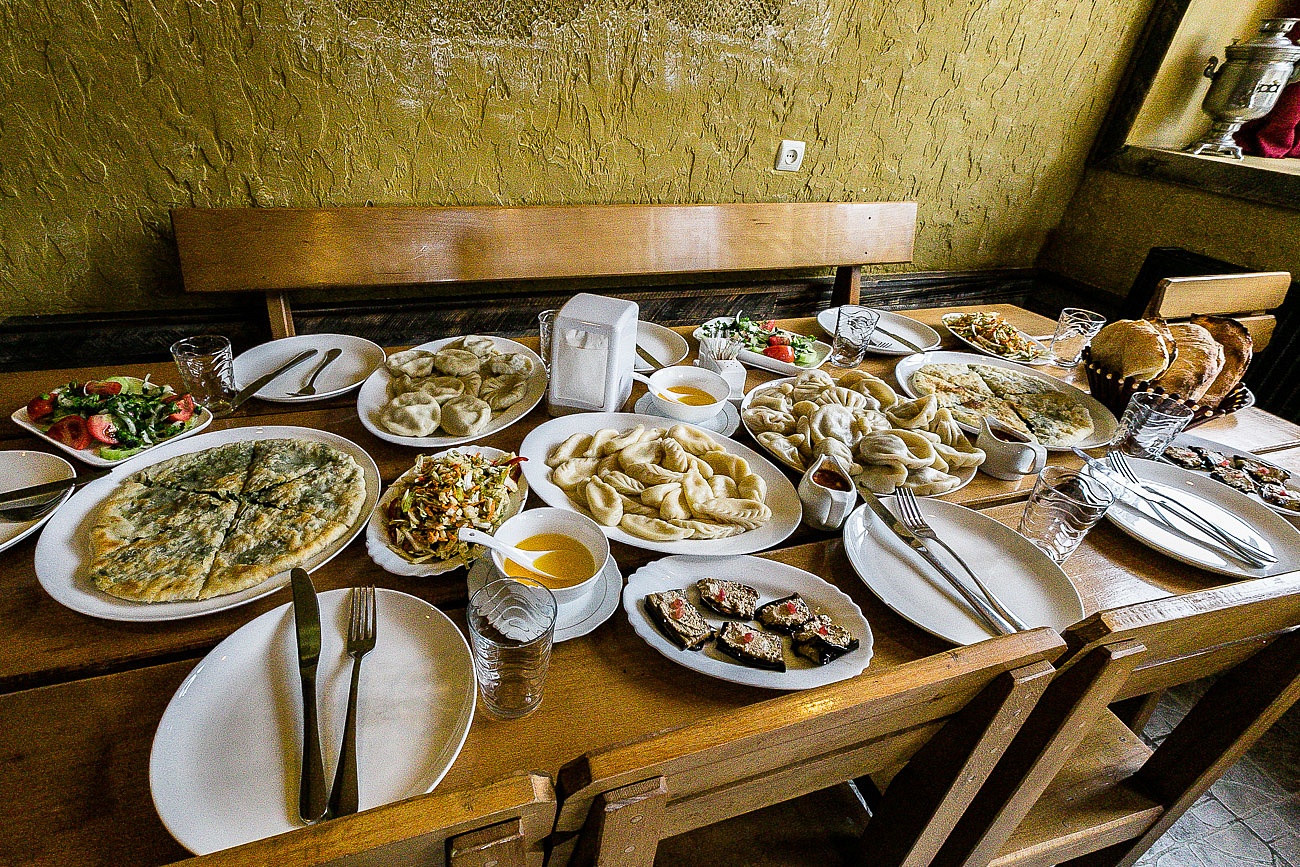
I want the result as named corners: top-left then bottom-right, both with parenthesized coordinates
top-left (1272, 832), bottom-right (1300, 867)
top-left (1214, 757), bottom-right (1294, 818)
top-left (1189, 794), bottom-right (1240, 829)
top-left (1244, 797), bottom-right (1300, 843)
top-left (1201, 822), bottom-right (1277, 863)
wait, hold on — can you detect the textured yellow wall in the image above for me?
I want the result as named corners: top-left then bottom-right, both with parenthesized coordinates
top-left (1038, 168), bottom-right (1300, 295)
top-left (1, 0), bottom-right (1153, 316)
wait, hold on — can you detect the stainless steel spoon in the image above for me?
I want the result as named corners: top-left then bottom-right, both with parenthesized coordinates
top-left (291, 348), bottom-right (343, 397)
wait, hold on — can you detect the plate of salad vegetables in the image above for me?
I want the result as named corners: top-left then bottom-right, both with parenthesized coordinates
top-left (12, 375), bottom-right (213, 466)
top-left (694, 314), bottom-right (830, 375)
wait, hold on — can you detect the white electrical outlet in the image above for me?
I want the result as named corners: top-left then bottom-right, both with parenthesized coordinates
top-left (774, 140), bottom-right (805, 172)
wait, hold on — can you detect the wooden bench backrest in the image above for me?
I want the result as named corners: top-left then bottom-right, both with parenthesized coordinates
top-left (929, 572), bottom-right (1300, 867)
top-left (552, 628), bottom-right (1063, 867)
top-left (171, 202), bottom-right (918, 338)
top-left (1142, 272), bottom-right (1291, 351)
top-left (170, 773), bottom-right (555, 867)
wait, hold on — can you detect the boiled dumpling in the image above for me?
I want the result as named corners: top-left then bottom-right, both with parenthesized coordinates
top-left (856, 460), bottom-right (908, 494)
top-left (619, 493), bottom-right (660, 517)
top-left (737, 472), bottom-right (767, 502)
top-left (756, 431), bottom-right (806, 470)
top-left (433, 348), bottom-right (482, 376)
top-left (619, 514), bottom-right (693, 541)
top-left (703, 450), bottom-right (750, 480)
top-left (658, 488), bottom-right (692, 522)
top-left (808, 404), bottom-right (857, 447)
top-left (459, 371), bottom-right (483, 398)
top-left (640, 482), bottom-right (683, 508)
top-left (449, 335), bottom-right (498, 358)
top-left (693, 497), bottom-right (772, 530)
top-left (886, 395), bottom-right (939, 430)
top-left (680, 468), bottom-right (716, 513)
top-left (416, 376), bottom-right (466, 403)
top-left (708, 474), bottom-right (739, 499)
top-left (379, 391), bottom-right (441, 437)
top-left (548, 433), bottom-right (593, 466)
top-left (814, 387), bottom-right (870, 410)
top-left (666, 424), bottom-right (723, 457)
top-left (487, 352), bottom-right (534, 376)
top-left (742, 406), bottom-right (796, 435)
top-left (584, 477), bottom-right (623, 527)
top-left (607, 425), bottom-right (653, 453)
top-left (385, 348), bottom-right (438, 379)
top-left (481, 374), bottom-right (528, 411)
top-left (440, 395), bottom-right (493, 436)
top-left (599, 469), bottom-right (645, 496)
top-left (550, 456), bottom-right (600, 490)
top-left (660, 437), bottom-right (693, 473)
top-left (904, 466), bottom-right (962, 496)
top-left (668, 519), bottom-right (745, 540)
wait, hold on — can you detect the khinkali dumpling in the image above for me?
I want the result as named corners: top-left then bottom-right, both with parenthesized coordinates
top-left (459, 371), bottom-right (483, 398)
top-left (791, 369), bottom-right (836, 402)
top-left (839, 370), bottom-right (898, 409)
top-left (385, 349), bottom-right (438, 378)
top-left (815, 387), bottom-right (870, 410)
top-left (748, 390), bottom-right (791, 413)
top-left (742, 406), bottom-right (796, 435)
top-left (449, 335), bottom-right (498, 358)
top-left (856, 460), bottom-right (908, 494)
top-left (756, 431), bottom-right (807, 470)
top-left (387, 373), bottom-right (424, 399)
top-left (934, 440), bottom-right (986, 470)
top-left (440, 395), bottom-right (493, 436)
top-left (904, 466), bottom-right (962, 496)
top-left (619, 514), bottom-right (693, 541)
top-left (481, 374), bottom-right (528, 411)
top-left (433, 348), bottom-right (482, 376)
top-left (416, 376), bottom-right (466, 403)
top-left (808, 404), bottom-right (856, 447)
top-left (379, 391), bottom-right (441, 437)
top-left (886, 395), bottom-right (939, 430)
top-left (584, 477), bottom-right (623, 527)
top-left (487, 353), bottom-right (534, 376)
top-left (791, 400), bottom-right (820, 420)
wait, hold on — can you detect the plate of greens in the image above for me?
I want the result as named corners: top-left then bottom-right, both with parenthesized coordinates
top-left (694, 314), bottom-right (830, 375)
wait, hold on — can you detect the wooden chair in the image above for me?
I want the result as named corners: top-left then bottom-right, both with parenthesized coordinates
top-left (549, 627), bottom-right (1065, 867)
top-left (1137, 271), bottom-right (1290, 352)
top-left (925, 572), bottom-right (1300, 867)
top-left (168, 772), bottom-right (555, 867)
top-left (170, 202), bottom-right (918, 339)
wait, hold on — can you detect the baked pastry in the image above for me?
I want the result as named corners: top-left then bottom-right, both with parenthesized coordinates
top-left (1153, 323), bottom-right (1224, 403)
top-left (1088, 319), bottom-right (1176, 381)
top-left (1191, 315), bottom-right (1252, 407)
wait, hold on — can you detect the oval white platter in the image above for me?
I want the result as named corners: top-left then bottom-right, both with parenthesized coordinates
top-left (0, 451), bottom-right (75, 555)
top-left (816, 308), bottom-right (942, 356)
top-left (842, 498), bottom-right (1083, 646)
top-left (624, 554), bottom-right (872, 689)
top-left (366, 445), bottom-right (529, 577)
top-left (693, 317), bottom-right (831, 376)
top-left (1167, 432), bottom-right (1300, 522)
top-left (519, 412), bottom-right (801, 556)
top-left (894, 350), bottom-right (1118, 451)
top-left (738, 377), bottom-right (976, 498)
top-left (33, 426), bottom-right (380, 622)
top-left (939, 312), bottom-right (1051, 365)
top-left (357, 336), bottom-right (547, 448)
top-left (1102, 456), bottom-right (1300, 579)
top-left (234, 333), bottom-right (386, 403)
top-left (150, 588), bottom-right (475, 855)
top-left (635, 322), bottom-right (690, 371)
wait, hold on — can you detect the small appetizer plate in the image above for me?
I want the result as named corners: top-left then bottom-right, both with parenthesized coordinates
top-left (635, 322), bottom-right (690, 371)
top-left (0, 451), bottom-right (75, 554)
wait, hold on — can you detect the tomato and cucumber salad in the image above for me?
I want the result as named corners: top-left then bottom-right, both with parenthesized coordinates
top-left (25, 376), bottom-right (201, 460)
top-left (699, 314), bottom-right (820, 365)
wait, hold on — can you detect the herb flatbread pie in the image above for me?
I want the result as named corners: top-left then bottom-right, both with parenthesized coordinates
top-left (87, 438), bottom-right (367, 603)
top-left (1004, 391), bottom-right (1095, 448)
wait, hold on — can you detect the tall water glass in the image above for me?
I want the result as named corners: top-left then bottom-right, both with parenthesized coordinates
top-left (170, 335), bottom-right (235, 417)
top-left (1048, 308), bottom-right (1107, 367)
top-left (467, 578), bottom-right (557, 719)
top-left (537, 309), bottom-right (558, 371)
top-left (1018, 466), bottom-right (1115, 563)
top-left (1111, 392), bottom-right (1195, 459)
top-left (828, 306), bottom-right (880, 368)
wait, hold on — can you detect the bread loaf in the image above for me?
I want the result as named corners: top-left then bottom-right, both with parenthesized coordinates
top-left (1192, 314), bottom-right (1252, 407)
top-left (1089, 319), bottom-right (1175, 381)
top-left (1153, 323), bottom-right (1225, 403)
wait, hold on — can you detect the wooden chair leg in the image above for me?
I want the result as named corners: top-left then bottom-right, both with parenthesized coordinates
top-left (266, 291), bottom-right (295, 339)
top-left (449, 817), bottom-right (526, 867)
top-left (929, 640), bottom-right (1145, 867)
top-left (1111, 690), bottom-right (1164, 735)
top-left (567, 776), bottom-right (668, 867)
top-left (857, 659), bottom-right (1056, 867)
top-left (832, 265), bottom-right (861, 306)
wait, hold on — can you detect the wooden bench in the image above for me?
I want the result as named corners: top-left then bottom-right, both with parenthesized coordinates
top-left (171, 203), bottom-right (918, 339)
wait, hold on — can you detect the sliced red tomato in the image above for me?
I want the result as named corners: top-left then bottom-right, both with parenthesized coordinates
top-left (164, 393), bottom-right (195, 423)
top-left (84, 380), bottom-right (122, 396)
top-left (47, 416), bottom-right (91, 450)
top-left (26, 395), bottom-right (55, 422)
top-left (86, 414), bottom-right (119, 445)
top-left (762, 344), bottom-right (795, 363)
top-left (767, 335), bottom-right (791, 346)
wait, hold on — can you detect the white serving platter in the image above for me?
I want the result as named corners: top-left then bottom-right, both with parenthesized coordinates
top-left (940, 312), bottom-right (1051, 365)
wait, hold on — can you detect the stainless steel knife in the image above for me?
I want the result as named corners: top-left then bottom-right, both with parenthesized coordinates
top-left (0, 467), bottom-right (111, 506)
top-left (872, 324), bottom-right (928, 353)
top-left (229, 349), bottom-right (318, 411)
top-left (291, 567), bottom-right (329, 823)
top-left (858, 488), bottom-right (1016, 635)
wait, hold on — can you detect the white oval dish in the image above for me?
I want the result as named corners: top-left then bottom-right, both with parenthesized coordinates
top-left (815, 308), bottom-right (942, 356)
top-left (234, 333), bottom-right (386, 402)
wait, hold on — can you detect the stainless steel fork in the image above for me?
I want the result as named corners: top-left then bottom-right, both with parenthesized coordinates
top-left (328, 585), bottom-right (376, 818)
top-left (1107, 450), bottom-right (1274, 566)
top-left (894, 488), bottom-right (1030, 631)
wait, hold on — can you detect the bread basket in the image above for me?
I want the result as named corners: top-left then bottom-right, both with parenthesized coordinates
top-left (1081, 347), bottom-right (1254, 428)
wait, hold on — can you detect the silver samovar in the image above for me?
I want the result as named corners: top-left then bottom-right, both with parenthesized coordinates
top-left (1186, 18), bottom-right (1300, 159)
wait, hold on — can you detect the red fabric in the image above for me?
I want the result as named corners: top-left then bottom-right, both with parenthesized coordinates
top-left (1237, 11), bottom-right (1300, 158)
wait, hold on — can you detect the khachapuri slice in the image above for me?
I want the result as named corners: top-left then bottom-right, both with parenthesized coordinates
top-left (1004, 391), bottom-right (1095, 448)
top-left (135, 440), bottom-right (254, 497)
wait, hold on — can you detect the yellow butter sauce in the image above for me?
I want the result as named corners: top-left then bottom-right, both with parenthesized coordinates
top-left (662, 385), bottom-right (718, 406)
top-left (503, 533), bottom-right (597, 589)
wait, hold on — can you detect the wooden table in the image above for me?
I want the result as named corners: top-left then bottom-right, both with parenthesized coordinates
top-left (1, 305), bottom-right (1296, 866)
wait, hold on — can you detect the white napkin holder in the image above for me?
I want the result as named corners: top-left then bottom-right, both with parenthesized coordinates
top-left (546, 293), bottom-right (639, 415)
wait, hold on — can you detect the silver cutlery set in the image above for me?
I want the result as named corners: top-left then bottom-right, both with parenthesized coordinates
top-left (291, 568), bottom-right (377, 823)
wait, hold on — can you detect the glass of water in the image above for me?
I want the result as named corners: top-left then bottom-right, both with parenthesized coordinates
top-left (466, 578), bottom-right (557, 720)
top-left (1111, 392), bottom-right (1195, 459)
top-left (169, 335), bottom-right (235, 417)
top-left (1048, 308), bottom-right (1107, 367)
top-left (1018, 466), bottom-right (1115, 563)
top-left (537, 309), bottom-right (558, 371)
top-left (828, 306), bottom-right (880, 368)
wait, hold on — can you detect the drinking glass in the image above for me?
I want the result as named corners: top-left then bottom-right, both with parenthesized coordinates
top-left (828, 306), bottom-right (880, 368)
top-left (1048, 308), bottom-right (1107, 367)
top-left (467, 578), bottom-right (557, 719)
top-left (1111, 392), bottom-right (1195, 459)
top-left (537, 309), bottom-right (558, 371)
top-left (1018, 466), bottom-right (1115, 563)
top-left (170, 335), bottom-right (235, 417)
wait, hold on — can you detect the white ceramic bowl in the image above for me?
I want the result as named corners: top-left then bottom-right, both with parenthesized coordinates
top-left (645, 366), bottom-right (729, 423)
top-left (488, 507), bottom-right (610, 605)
